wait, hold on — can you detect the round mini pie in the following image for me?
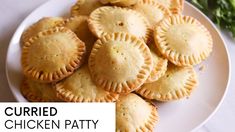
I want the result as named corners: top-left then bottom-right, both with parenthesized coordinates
top-left (63, 16), bottom-right (97, 55)
top-left (100, 0), bottom-right (138, 6)
top-left (154, 15), bottom-right (213, 66)
top-left (71, 0), bottom-right (103, 16)
top-left (145, 43), bottom-right (168, 83)
top-left (22, 27), bottom-right (86, 83)
top-left (116, 93), bottom-right (158, 131)
top-left (55, 65), bottom-right (119, 102)
top-left (88, 32), bottom-right (153, 93)
top-left (136, 64), bottom-right (198, 101)
top-left (21, 78), bottom-right (60, 102)
top-left (132, 0), bottom-right (170, 29)
top-left (154, 0), bottom-right (184, 14)
top-left (21, 17), bottom-right (64, 45)
top-left (88, 6), bottom-right (150, 42)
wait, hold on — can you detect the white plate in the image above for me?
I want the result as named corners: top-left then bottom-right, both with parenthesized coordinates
top-left (5, 0), bottom-right (231, 132)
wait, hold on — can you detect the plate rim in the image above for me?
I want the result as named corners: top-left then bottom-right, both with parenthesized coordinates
top-left (5, 0), bottom-right (53, 102)
top-left (184, 2), bottom-right (231, 132)
top-left (5, 0), bottom-right (231, 131)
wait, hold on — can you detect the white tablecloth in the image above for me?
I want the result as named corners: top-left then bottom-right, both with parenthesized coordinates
top-left (0, 0), bottom-right (234, 131)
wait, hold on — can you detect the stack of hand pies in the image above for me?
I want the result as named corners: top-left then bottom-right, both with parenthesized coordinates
top-left (20, 0), bottom-right (213, 131)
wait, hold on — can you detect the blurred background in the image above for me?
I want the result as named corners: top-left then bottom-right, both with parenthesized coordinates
top-left (189, 0), bottom-right (235, 38)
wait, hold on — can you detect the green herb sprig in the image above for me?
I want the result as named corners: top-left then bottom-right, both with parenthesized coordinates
top-left (191, 0), bottom-right (235, 37)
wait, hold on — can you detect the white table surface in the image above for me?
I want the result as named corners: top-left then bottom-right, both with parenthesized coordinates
top-left (0, 0), bottom-right (234, 132)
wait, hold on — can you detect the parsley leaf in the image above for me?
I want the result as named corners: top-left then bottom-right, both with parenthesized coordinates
top-left (191, 0), bottom-right (235, 38)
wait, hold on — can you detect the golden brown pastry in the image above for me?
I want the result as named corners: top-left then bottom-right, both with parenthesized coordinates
top-left (88, 6), bottom-right (150, 42)
top-left (21, 17), bottom-right (64, 45)
top-left (21, 78), bottom-right (60, 102)
top-left (154, 0), bottom-right (184, 14)
top-left (22, 27), bottom-right (86, 83)
top-left (145, 43), bottom-right (168, 83)
top-left (154, 15), bottom-right (213, 66)
top-left (116, 93), bottom-right (158, 131)
top-left (55, 65), bottom-right (119, 102)
top-left (71, 0), bottom-right (103, 16)
top-left (132, 0), bottom-right (170, 29)
top-left (137, 64), bottom-right (198, 101)
top-left (63, 16), bottom-right (96, 55)
top-left (89, 32), bottom-right (153, 93)
top-left (100, 0), bottom-right (138, 6)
